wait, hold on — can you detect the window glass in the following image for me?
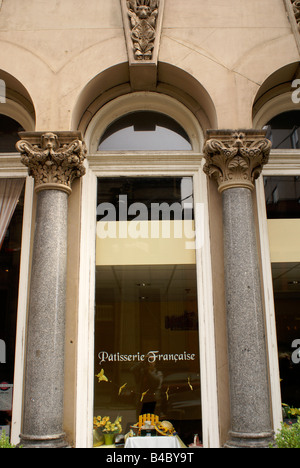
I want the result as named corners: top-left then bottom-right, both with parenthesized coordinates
top-left (97, 177), bottom-right (194, 221)
top-left (264, 176), bottom-right (300, 410)
top-left (94, 178), bottom-right (202, 447)
top-left (0, 115), bottom-right (24, 153)
top-left (265, 111), bottom-right (300, 149)
top-left (0, 183), bottom-right (24, 434)
top-left (264, 176), bottom-right (300, 218)
top-left (98, 112), bottom-right (192, 151)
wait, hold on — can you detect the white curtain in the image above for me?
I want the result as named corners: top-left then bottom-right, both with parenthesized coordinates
top-left (0, 179), bottom-right (25, 250)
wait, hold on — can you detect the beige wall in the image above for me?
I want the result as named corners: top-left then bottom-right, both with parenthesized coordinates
top-left (0, 0), bottom-right (298, 132)
top-left (2, 0), bottom-right (299, 447)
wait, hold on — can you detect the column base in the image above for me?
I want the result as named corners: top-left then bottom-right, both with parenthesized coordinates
top-left (224, 431), bottom-right (274, 449)
top-left (19, 433), bottom-right (69, 449)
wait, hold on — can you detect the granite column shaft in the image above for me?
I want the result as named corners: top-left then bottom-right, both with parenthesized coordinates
top-left (204, 130), bottom-right (274, 448)
top-left (21, 189), bottom-right (69, 448)
top-left (222, 187), bottom-right (273, 447)
top-left (16, 132), bottom-right (86, 448)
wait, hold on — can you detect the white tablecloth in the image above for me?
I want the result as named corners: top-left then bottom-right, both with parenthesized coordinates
top-left (125, 436), bottom-right (183, 449)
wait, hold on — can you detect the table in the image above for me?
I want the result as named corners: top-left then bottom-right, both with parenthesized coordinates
top-left (125, 436), bottom-right (184, 449)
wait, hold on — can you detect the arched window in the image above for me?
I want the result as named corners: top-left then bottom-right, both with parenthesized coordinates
top-left (98, 111), bottom-right (192, 151)
top-left (265, 110), bottom-right (300, 149)
top-left (0, 115), bottom-right (24, 153)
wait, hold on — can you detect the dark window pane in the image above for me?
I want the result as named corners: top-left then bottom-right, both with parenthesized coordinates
top-left (265, 111), bottom-right (300, 149)
top-left (97, 177), bottom-right (194, 221)
top-left (264, 176), bottom-right (300, 219)
top-left (0, 115), bottom-right (24, 153)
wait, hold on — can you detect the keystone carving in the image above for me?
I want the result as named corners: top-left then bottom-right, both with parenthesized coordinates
top-left (203, 130), bottom-right (271, 193)
top-left (126, 0), bottom-right (160, 60)
top-left (292, 0), bottom-right (300, 31)
top-left (16, 132), bottom-right (86, 194)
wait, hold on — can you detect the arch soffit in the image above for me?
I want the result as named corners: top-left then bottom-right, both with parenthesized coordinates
top-left (253, 62), bottom-right (300, 129)
top-left (0, 69), bottom-right (36, 131)
top-left (72, 62), bottom-right (217, 146)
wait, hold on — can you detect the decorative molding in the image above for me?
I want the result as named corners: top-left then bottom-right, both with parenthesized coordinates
top-left (16, 132), bottom-right (86, 195)
top-left (126, 0), bottom-right (159, 61)
top-left (284, 0), bottom-right (300, 54)
top-left (203, 130), bottom-right (272, 193)
top-left (291, 0), bottom-right (300, 31)
top-left (120, 0), bottom-right (165, 90)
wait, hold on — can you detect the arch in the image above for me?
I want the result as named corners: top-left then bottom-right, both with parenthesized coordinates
top-left (85, 92), bottom-right (204, 153)
top-left (72, 62), bottom-right (217, 138)
top-left (253, 62), bottom-right (300, 129)
top-left (0, 70), bottom-right (35, 131)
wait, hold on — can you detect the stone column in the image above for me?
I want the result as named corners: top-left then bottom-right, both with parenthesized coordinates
top-left (203, 130), bottom-right (274, 448)
top-left (16, 132), bottom-right (86, 448)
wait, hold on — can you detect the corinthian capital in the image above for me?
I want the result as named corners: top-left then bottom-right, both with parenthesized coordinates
top-left (16, 132), bottom-right (87, 195)
top-left (203, 130), bottom-right (271, 193)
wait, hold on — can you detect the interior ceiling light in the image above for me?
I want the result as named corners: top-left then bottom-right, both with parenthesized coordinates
top-left (288, 280), bottom-right (300, 285)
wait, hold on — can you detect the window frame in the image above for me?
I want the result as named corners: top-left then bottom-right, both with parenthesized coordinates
top-left (85, 92), bottom-right (204, 154)
top-left (75, 95), bottom-right (219, 448)
top-left (256, 149), bottom-right (300, 434)
top-left (0, 153), bottom-right (34, 446)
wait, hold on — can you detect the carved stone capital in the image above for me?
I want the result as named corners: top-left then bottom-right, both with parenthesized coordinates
top-left (203, 130), bottom-right (271, 193)
top-left (16, 132), bottom-right (87, 195)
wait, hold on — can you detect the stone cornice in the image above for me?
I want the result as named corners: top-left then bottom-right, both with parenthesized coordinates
top-left (203, 130), bottom-right (272, 193)
top-left (16, 132), bottom-right (87, 195)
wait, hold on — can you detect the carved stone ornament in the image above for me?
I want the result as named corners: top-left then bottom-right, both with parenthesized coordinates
top-left (292, 0), bottom-right (300, 31)
top-left (16, 132), bottom-right (86, 194)
top-left (203, 130), bottom-right (272, 193)
top-left (126, 0), bottom-right (160, 60)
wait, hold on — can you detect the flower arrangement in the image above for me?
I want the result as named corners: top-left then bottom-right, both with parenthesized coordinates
top-left (93, 416), bottom-right (122, 435)
top-left (282, 404), bottom-right (300, 420)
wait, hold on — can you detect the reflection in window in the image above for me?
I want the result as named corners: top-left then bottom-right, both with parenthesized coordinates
top-left (264, 176), bottom-right (300, 218)
top-left (97, 177), bottom-right (194, 222)
top-left (264, 176), bottom-right (300, 409)
top-left (0, 115), bottom-right (24, 153)
top-left (94, 178), bottom-right (202, 446)
top-left (98, 111), bottom-right (192, 151)
top-left (264, 111), bottom-right (300, 149)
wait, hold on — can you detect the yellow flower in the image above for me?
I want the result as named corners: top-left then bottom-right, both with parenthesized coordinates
top-left (95, 369), bottom-right (108, 383)
top-left (94, 415), bottom-right (122, 434)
